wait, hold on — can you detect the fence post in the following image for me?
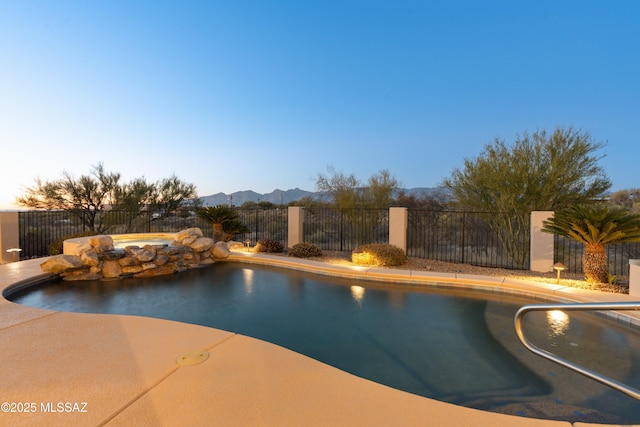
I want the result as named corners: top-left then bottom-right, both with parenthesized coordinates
top-left (0, 211), bottom-right (20, 263)
top-left (287, 206), bottom-right (304, 249)
top-left (340, 209), bottom-right (344, 251)
top-left (460, 212), bottom-right (466, 264)
top-left (255, 209), bottom-right (260, 241)
top-left (389, 207), bottom-right (407, 253)
top-left (630, 260), bottom-right (640, 297)
top-left (530, 211), bottom-right (554, 272)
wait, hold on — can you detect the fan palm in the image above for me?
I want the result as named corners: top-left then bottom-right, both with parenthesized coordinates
top-left (542, 205), bottom-right (640, 283)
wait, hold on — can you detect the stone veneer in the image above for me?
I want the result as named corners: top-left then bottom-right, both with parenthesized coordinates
top-left (40, 228), bottom-right (242, 280)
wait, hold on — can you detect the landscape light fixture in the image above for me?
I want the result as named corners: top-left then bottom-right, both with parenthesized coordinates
top-left (553, 262), bottom-right (567, 283)
top-left (245, 239), bottom-right (251, 252)
top-left (6, 248), bottom-right (21, 262)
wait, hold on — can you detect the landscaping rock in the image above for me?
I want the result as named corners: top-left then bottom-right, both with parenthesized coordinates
top-left (40, 255), bottom-right (84, 274)
top-left (213, 241), bottom-right (231, 259)
top-left (46, 228), bottom-right (223, 281)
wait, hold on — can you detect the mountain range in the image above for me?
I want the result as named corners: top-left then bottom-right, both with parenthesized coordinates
top-left (200, 187), bottom-right (443, 206)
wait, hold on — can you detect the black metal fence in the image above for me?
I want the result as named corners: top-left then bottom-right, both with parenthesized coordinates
top-left (555, 236), bottom-right (640, 278)
top-left (15, 208), bottom-right (638, 276)
top-left (17, 208), bottom-right (287, 259)
top-left (406, 210), bottom-right (529, 270)
top-left (235, 208), bottom-right (288, 245)
top-left (302, 208), bottom-right (389, 251)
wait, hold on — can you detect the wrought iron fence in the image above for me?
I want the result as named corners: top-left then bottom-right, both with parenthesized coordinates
top-left (407, 210), bottom-right (529, 269)
top-left (17, 208), bottom-right (287, 259)
top-left (15, 207), bottom-right (638, 276)
top-left (302, 208), bottom-right (389, 251)
top-left (555, 236), bottom-right (640, 277)
top-left (19, 210), bottom-right (88, 260)
top-left (235, 208), bottom-right (288, 246)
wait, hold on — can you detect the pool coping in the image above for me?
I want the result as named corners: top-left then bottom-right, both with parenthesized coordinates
top-left (0, 253), bottom-right (638, 426)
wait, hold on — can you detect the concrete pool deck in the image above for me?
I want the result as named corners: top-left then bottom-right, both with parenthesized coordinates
top-left (1, 254), bottom-right (639, 427)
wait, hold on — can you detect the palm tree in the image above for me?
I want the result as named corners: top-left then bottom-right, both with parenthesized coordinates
top-left (197, 205), bottom-right (250, 242)
top-left (542, 205), bottom-right (640, 283)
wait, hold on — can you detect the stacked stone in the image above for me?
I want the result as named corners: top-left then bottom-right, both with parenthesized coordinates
top-left (40, 228), bottom-right (234, 281)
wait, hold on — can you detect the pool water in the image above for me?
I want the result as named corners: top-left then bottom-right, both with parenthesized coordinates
top-left (111, 235), bottom-right (174, 249)
top-left (10, 262), bottom-right (640, 424)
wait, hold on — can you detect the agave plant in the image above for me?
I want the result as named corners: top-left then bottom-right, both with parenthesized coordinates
top-left (196, 205), bottom-right (250, 242)
top-left (542, 205), bottom-right (640, 283)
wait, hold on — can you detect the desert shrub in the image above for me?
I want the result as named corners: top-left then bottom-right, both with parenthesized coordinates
top-left (351, 243), bottom-right (407, 267)
top-left (255, 238), bottom-right (284, 253)
top-left (48, 231), bottom-right (99, 255)
top-left (288, 242), bottom-right (322, 258)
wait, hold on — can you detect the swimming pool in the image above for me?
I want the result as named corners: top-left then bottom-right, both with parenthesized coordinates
top-left (9, 262), bottom-right (640, 424)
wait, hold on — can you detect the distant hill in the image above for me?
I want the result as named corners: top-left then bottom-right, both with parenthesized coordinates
top-left (200, 188), bottom-right (315, 206)
top-left (200, 187), bottom-right (443, 206)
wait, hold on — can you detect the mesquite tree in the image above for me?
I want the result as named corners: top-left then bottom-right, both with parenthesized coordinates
top-left (316, 167), bottom-right (400, 245)
top-left (17, 163), bottom-right (198, 232)
top-left (442, 127), bottom-right (611, 268)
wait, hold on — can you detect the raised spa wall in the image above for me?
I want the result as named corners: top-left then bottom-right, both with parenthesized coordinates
top-left (40, 228), bottom-right (241, 280)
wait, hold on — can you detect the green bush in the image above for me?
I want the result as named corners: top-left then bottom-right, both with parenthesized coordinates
top-left (48, 231), bottom-right (99, 255)
top-left (255, 238), bottom-right (284, 253)
top-left (288, 242), bottom-right (322, 258)
top-left (351, 243), bottom-right (407, 267)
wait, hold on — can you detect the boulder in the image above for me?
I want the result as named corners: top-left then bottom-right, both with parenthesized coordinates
top-left (122, 265), bottom-right (144, 274)
top-left (190, 237), bottom-right (215, 252)
top-left (68, 242), bottom-right (94, 256)
top-left (189, 252), bottom-right (202, 265)
top-left (212, 241), bottom-right (231, 259)
top-left (88, 235), bottom-right (114, 249)
top-left (97, 249), bottom-right (126, 260)
top-left (153, 254), bottom-right (169, 265)
top-left (118, 256), bottom-right (139, 267)
top-left (128, 247), bottom-right (156, 263)
top-left (175, 228), bottom-right (203, 241)
top-left (40, 255), bottom-right (84, 274)
top-left (61, 271), bottom-right (102, 281)
top-left (102, 260), bottom-right (123, 278)
top-left (158, 246), bottom-right (185, 256)
top-left (227, 241), bottom-right (245, 250)
top-left (80, 250), bottom-right (100, 267)
top-left (180, 235), bottom-right (199, 246)
top-left (133, 265), bottom-right (177, 278)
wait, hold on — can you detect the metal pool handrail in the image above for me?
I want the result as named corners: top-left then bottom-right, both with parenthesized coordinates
top-left (514, 301), bottom-right (640, 400)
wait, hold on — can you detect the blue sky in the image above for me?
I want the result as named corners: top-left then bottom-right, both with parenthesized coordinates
top-left (1, 1), bottom-right (638, 209)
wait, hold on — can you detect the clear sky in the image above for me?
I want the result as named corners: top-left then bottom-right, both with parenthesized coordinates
top-left (1, 1), bottom-right (638, 209)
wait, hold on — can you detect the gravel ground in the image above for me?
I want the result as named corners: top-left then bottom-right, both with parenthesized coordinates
top-left (280, 251), bottom-right (629, 294)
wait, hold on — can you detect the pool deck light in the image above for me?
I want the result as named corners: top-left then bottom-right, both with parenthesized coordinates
top-left (553, 262), bottom-right (567, 283)
top-left (6, 248), bottom-right (21, 262)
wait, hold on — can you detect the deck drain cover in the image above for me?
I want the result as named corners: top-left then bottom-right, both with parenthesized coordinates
top-left (176, 350), bottom-right (210, 366)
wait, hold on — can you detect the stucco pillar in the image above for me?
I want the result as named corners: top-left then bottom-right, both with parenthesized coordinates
top-left (389, 207), bottom-right (408, 253)
top-left (530, 211), bottom-right (554, 272)
top-left (0, 211), bottom-right (20, 263)
top-left (629, 260), bottom-right (640, 297)
top-left (287, 206), bottom-right (304, 249)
